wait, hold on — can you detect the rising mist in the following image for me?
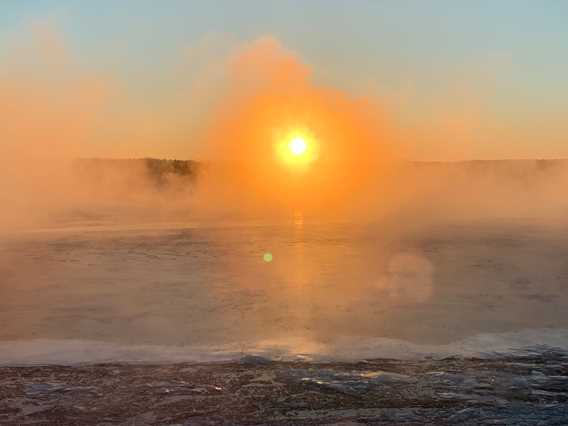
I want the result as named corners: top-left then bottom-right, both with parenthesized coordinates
top-left (1, 27), bottom-right (568, 231)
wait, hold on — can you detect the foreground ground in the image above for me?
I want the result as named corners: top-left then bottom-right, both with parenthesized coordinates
top-left (1, 350), bottom-right (568, 425)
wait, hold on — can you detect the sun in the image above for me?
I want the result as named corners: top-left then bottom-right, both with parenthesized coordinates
top-left (289, 136), bottom-right (307, 156)
top-left (276, 130), bottom-right (318, 169)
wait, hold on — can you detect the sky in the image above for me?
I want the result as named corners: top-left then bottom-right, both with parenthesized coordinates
top-left (1, 0), bottom-right (567, 161)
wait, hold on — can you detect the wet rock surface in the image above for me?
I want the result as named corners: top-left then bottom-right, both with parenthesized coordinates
top-left (1, 349), bottom-right (568, 425)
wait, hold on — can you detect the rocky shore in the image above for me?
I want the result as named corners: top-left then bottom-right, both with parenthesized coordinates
top-left (1, 349), bottom-right (568, 425)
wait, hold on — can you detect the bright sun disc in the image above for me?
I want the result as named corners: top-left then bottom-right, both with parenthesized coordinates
top-left (289, 136), bottom-right (307, 156)
top-left (276, 131), bottom-right (317, 169)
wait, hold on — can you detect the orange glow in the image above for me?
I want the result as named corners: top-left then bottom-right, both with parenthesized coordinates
top-left (198, 37), bottom-right (396, 218)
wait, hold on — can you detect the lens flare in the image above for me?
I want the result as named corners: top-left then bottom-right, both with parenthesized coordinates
top-left (263, 252), bottom-right (273, 262)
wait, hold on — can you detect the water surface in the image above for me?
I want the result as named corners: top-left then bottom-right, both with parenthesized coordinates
top-left (1, 219), bottom-right (568, 363)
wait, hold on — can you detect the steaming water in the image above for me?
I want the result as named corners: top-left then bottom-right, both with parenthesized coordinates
top-left (2, 218), bottom-right (568, 365)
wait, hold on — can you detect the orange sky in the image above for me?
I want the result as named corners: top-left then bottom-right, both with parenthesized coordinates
top-left (1, 11), bottom-right (567, 164)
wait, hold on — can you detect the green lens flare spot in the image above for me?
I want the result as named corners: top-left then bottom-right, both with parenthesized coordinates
top-left (263, 252), bottom-right (273, 263)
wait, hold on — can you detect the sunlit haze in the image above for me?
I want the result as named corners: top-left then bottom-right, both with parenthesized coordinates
top-left (2, 4), bottom-right (568, 423)
top-left (2, 1), bottom-right (568, 161)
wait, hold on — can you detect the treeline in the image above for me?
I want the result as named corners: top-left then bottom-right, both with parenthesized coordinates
top-left (412, 158), bottom-right (568, 176)
top-left (74, 158), bottom-right (202, 188)
top-left (73, 157), bottom-right (568, 190)
top-left (144, 158), bottom-right (201, 186)
top-left (410, 159), bottom-right (568, 190)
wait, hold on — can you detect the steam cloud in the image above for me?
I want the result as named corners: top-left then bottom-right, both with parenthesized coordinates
top-left (1, 26), bottom-right (568, 231)
top-left (194, 36), bottom-right (397, 220)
